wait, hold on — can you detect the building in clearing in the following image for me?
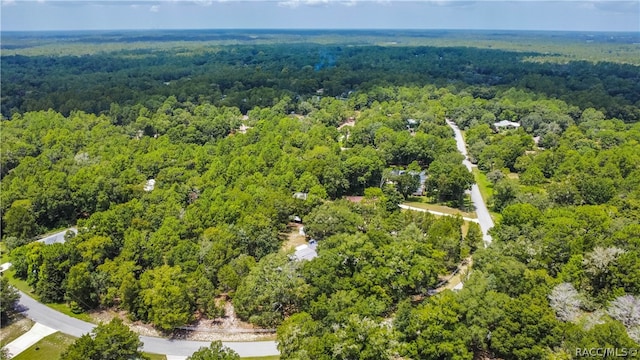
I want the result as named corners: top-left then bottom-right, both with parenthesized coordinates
top-left (144, 179), bottom-right (156, 192)
top-left (389, 169), bottom-right (427, 196)
top-left (406, 118), bottom-right (418, 129)
top-left (293, 192), bottom-right (308, 200)
top-left (493, 120), bottom-right (521, 130)
top-left (293, 240), bottom-right (318, 261)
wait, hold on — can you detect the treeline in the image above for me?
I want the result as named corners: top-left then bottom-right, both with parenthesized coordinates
top-left (2, 43), bottom-right (639, 121)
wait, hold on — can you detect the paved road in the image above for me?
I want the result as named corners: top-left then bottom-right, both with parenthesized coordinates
top-left (17, 291), bottom-right (279, 358)
top-left (17, 291), bottom-right (94, 338)
top-left (446, 119), bottom-right (494, 245)
top-left (398, 204), bottom-right (479, 223)
top-left (36, 227), bottom-right (77, 245)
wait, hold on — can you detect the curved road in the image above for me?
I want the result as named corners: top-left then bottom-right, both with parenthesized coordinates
top-left (446, 119), bottom-right (494, 246)
top-left (17, 291), bottom-right (279, 358)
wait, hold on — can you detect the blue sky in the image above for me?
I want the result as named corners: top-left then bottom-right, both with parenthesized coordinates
top-left (1, 0), bottom-right (639, 32)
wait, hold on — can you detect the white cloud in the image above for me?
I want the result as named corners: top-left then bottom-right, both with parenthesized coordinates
top-left (190, 0), bottom-right (213, 5)
top-left (426, 0), bottom-right (476, 7)
top-left (593, 0), bottom-right (639, 14)
top-left (1, 0), bottom-right (16, 6)
top-left (278, 0), bottom-right (330, 8)
top-left (150, 4), bottom-right (159, 11)
top-left (340, 0), bottom-right (358, 6)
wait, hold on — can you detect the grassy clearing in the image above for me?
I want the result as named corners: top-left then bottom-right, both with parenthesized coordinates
top-left (145, 353), bottom-right (168, 360)
top-left (46, 303), bottom-right (93, 323)
top-left (0, 243), bottom-right (10, 264)
top-left (280, 224), bottom-right (307, 252)
top-left (11, 332), bottom-right (166, 360)
top-left (402, 200), bottom-right (474, 237)
top-left (4, 269), bottom-right (31, 293)
top-left (472, 167), bottom-right (493, 200)
top-left (471, 168), bottom-right (502, 221)
top-left (403, 200), bottom-right (477, 218)
top-left (12, 332), bottom-right (76, 360)
top-left (460, 221), bottom-right (471, 238)
top-left (442, 257), bottom-right (473, 292)
top-left (0, 316), bottom-right (34, 347)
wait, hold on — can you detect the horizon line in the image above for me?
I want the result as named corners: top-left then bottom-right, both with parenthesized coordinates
top-left (3, 28), bottom-right (639, 33)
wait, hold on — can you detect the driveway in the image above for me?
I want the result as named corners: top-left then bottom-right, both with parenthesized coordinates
top-left (446, 119), bottom-right (494, 245)
top-left (3, 323), bottom-right (56, 358)
top-left (17, 291), bottom-right (279, 358)
top-left (36, 227), bottom-right (77, 245)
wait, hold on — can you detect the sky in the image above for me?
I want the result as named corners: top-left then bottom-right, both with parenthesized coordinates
top-left (1, 0), bottom-right (639, 32)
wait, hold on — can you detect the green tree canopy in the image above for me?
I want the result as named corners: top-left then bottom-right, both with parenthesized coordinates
top-left (61, 318), bottom-right (145, 360)
top-left (187, 341), bottom-right (240, 360)
top-left (0, 277), bottom-right (20, 322)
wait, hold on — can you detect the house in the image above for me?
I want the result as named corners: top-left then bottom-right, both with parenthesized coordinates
top-left (389, 169), bottom-right (427, 196)
top-left (293, 192), bottom-right (308, 200)
top-left (238, 124), bottom-right (251, 134)
top-left (413, 171), bottom-right (427, 196)
top-left (144, 179), bottom-right (156, 192)
top-left (293, 240), bottom-right (318, 261)
top-left (493, 120), bottom-right (521, 130)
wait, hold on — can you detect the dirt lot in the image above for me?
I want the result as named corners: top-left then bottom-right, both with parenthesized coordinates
top-left (281, 222), bottom-right (307, 252)
top-left (89, 300), bottom-right (275, 342)
top-left (0, 316), bottom-right (35, 347)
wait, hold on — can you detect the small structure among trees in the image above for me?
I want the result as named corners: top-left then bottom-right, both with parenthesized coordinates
top-left (493, 120), bottom-right (521, 131)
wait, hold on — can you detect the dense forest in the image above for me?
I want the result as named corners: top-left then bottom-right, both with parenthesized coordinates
top-left (1, 30), bottom-right (640, 359)
top-left (2, 31), bottom-right (640, 121)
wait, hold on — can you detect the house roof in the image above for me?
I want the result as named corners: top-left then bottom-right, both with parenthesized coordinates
top-left (293, 244), bottom-right (317, 261)
top-left (345, 196), bottom-right (364, 203)
top-left (493, 120), bottom-right (521, 128)
top-left (144, 179), bottom-right (156, 192)
top-left (293, 192), bottom-right (308, 200)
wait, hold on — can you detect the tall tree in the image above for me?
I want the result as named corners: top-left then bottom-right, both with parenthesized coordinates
top-left (139, 265), bottom-right (194, 331)
top-left (0, 277), bottom-right (20, 323)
